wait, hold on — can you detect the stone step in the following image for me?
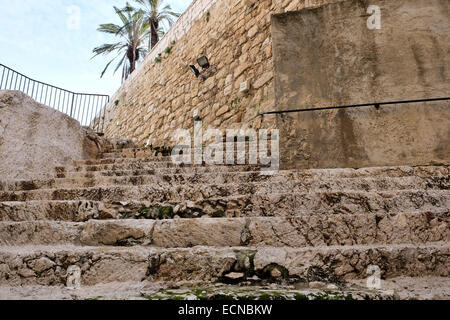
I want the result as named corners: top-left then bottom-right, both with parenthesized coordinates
top-left (0, 282), bottom-right (399, 300)
top-left (0, 212), bottom-right (448, 247)
top-left (1, 189), bottom-right (448, 221)
top-left (3, 277), bottom-right (450, 300)
top-left (2, 200), bottom-right (442, 222)
top-left (53, 165), bottom-right (449, 181)
top-left (56, 164), bottom-right (268, 176)
top-left (64, 163), bottom-right (449, 176)
top-left (97, 149), bottom-right (267, 161)
top-left (0, 174), bottom-right (448, 192)
top-left (64, 163), bottom-right (274, 174)
top-left (101, 143), bottom-right (274, 159)
top-left (75, 157), bottom-right (173, 166)
top-left (0, 201), bottom-right (100, 222)
top-left (3, 276), bottom-right (449, 300)
top-left (0, 181), bottom-right (448, 213)
top-left (77, 156), bottom-right (270, 167)
top-left (60, 161), bottom-right (450, 175)
top-left (0, 243), bottom-right (448, 286)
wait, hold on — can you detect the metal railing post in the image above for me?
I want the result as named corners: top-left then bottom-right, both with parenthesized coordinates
top-left (69, 94), bottom-right (75, 118)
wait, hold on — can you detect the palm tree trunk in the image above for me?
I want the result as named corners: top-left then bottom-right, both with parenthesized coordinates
top-left (130, 59), bottom-right (136, 74)
top-left (151, 29), bottom-right (159, 49)
top-left (148, 17), bottom-right (152, 51)
top-left (130, 48), bottom-right (136, 74)
top-left (150, 18), bottom-right (159, 50)
top-left (126, 47), bottom-right (136, 78)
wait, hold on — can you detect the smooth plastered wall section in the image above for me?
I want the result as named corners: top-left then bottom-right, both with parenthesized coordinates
top-left (272, 0), bottom-right (450, 169)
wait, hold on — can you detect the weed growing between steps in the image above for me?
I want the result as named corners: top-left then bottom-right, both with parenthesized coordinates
top-left (119, 203), bottom-right (220, 220)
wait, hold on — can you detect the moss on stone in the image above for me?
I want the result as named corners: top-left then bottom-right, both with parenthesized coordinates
top-left (212, 210), bottom-right (225, 218)
top-left (158, 206), bottom-right (174, 219)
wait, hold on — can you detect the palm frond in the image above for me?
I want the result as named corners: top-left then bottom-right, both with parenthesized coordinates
top-left (132, 0), bottom-right (181, 48)
top-left (93, 3), bottom-right (150, 79)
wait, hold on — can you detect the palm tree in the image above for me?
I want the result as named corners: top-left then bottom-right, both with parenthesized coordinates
top-left (133, 0), bottom-right (180, 50)
top-left (93, 3), bottom-right (149, 82)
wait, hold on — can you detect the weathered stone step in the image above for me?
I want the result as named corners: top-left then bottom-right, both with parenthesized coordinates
top-left (53, 165), bottom-right (449, 181)
top-left (0, 180), bottom-right (448, 213)
top-left (56, 164), bottom-right (268, 177)
top-left (60, 161), bottom-right (450, 176)
top-left (0, 190), bottom-right (448, 220)
top-left (76, 156), bottom-right (270, 167)
top-left (202, 191), bottom-right (449, 218)
top-left (0, 244), bottom-right (448, 286)
top-left (0, 282), bottom-right (399, 300)
top-left (75, 157), bottom-right (173, 166)
top-left (97, 149), bottom-right (266, 162)
top-left (0, 201), bottom-right (99, 222)
top-left (0, 212), bottom-right (448, 247)
top-left (1, 199), bottom-right (447, 223)
top-left (100, 143), bottom-right (273, 159)
top-left (4, 277), bottom-right (450, 300)
top-left (62, 162), bottom-right (272, 174)
top-left (1, 174), bottom-right (448, 192)
top-left (64, 163), bottom-right (449, 176)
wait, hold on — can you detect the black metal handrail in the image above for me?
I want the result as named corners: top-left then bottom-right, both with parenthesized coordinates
top-left (0, 63), bottom-right (109, 133)
top-left (259, 97), bottom-right (450, 116)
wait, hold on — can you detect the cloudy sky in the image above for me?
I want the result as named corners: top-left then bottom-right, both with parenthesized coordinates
top-left (0, 0), bottom-right (192, 96)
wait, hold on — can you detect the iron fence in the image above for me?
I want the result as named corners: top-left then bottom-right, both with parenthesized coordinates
top-left (0, 63), bottom-right (109, 133)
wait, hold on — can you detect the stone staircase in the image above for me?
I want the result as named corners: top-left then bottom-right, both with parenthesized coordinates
top-left (0, 143), bottom-right (449, 300)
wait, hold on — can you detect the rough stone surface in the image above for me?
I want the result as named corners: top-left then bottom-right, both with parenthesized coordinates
top-left (80, 220), bottom-right (154, 246)
top-left (0, 244), bottom-right (448, 287)
top-left (29, 257), bottom-right (56, 273)
top-left (7, 279), bottom-right (448, 300)
top-left (0, 91), bottom-right (109, 180)
top-left (152, 218), bottom-right (245, 247)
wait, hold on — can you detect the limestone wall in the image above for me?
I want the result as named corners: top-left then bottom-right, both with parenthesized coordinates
top-left (103, 0), bottom-right (343, 147)
top-left (273, 0), bottom-right (450, 169)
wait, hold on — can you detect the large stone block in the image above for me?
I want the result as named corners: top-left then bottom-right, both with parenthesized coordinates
top-left (0, 91), bottom-right (108, 180)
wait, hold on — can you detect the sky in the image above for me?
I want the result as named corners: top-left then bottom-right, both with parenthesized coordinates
top-left (0, 0), bottom-right (192, 96)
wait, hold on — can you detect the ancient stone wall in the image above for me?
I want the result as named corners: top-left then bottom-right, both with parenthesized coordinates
top-left (103, 0), bottom-right (449, 169)
top-left (273, 0), bottom-right (450, 169)
top-left (103, 0), bottom-right (343, 147)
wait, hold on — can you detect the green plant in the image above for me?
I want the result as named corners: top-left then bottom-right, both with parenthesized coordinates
top-left (85, 296), bottom-right (103, 301)
top-left (155, 53), bottom-right (162, 63)
top-left (212, 210), bottom-right (225, 218)
top-left (158, 206), bottom-right (174, 219)
top-left (164, 46), bottom-right (172, 55)
top-left (114, 100), bottom-right (119, 106)
top-left (206, 11), bottom-right (210, 23)
top-left (138, 206), bottom-right (151, 215)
